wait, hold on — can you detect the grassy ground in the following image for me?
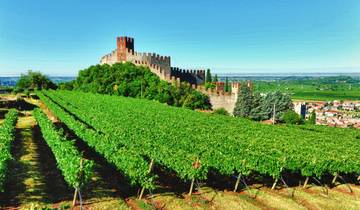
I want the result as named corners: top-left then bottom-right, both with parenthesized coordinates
top-left (4, 115), bottom-right (50, 207)
top-left (291, 91), bottom-right (360, 101)
top-left (0, 113), bottom-right (72, 209)
top-left (143, 184), bottom-right (360, 210)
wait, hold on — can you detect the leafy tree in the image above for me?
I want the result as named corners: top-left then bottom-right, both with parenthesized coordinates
top-left (282, 110), bottom-right (304, 124)
top-left (249, 93), bottom-right (265, 120)
top-left (308, 110), bottom-right (316, 124)
top-left (233, 84), bottom-right (253, 117)
top-left (74, 62), bottom-right (211, 110)
top-left (261, 91), bottom-right (293, 121)
top-left (15, 70), bottom-right (57, 91)
top-left (206, 69), bottom-right (212, 83)
top-left (58, 81), bottom-right (75, 90)
top-left (182, 90), bottom-right (211, 110)
top-left (234, 87), bottom-right (293, 122)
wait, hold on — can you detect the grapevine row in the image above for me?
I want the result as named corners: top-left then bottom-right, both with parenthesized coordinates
top-left (45, 90), bottom-right (360, 180)
top-left (46, 91), bottom-right (286, 178)
top-left (34, 108), bottom-right (94, 189)
top-left (36, 91), bottom-right (155, 189)
top-left (44, 90), bottom-right (207, 180)
top-left (0, 109), bottom-right (18, 192)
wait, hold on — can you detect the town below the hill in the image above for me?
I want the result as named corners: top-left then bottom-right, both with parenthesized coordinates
top-left (294, 100), bottom-right (360, 129)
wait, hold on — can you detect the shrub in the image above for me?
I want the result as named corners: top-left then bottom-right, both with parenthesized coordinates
top-left (213, 108), bottom-right (230, 116)
top-left (282, 110), bottom-right (304, 124)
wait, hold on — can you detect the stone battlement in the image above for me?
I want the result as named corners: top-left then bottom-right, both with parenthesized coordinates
top-left (100, 50), bottom-right (117, 65)
top-left (196, 81), bottom-right (252, 114)
top-left (99, 36), bottom-right (252, 114)
top-left (170, 67), bottom-right (205, 86)
top-left (132, 60), bottom-right (171, 82)
top-left (100, 36), bottom-right (205, 85)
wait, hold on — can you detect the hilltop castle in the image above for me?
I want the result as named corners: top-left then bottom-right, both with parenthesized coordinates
top-left (100, 36), bottom-right (205, 86)
top-left (100, 36), bottom-right (252, 114)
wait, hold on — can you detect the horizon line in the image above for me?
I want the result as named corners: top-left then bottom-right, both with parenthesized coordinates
top-left (1, 71), bottom-right (360, 78)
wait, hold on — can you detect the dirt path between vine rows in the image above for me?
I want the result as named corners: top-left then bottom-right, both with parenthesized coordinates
top-left (0, 111), bottom-right (131, 210)
top-left (0, 113), bottom-right (72, 209)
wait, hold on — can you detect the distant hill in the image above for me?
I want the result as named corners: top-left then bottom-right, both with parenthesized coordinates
top-left (0, 76), bottom-right (76, 87)
top-left (217, 72), bottom-right (360, 82)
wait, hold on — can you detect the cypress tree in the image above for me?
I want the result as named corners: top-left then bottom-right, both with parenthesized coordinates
top-left (225, 77), bottom-right (229, 92)
top-left (233, 84), bottom-right (253, 117)
top-left (206, 69), bottom-right (212, 83)
top-left (308, 110), bottom-right (316, 124)
top-left (213, 74), bottom-right (218, 82)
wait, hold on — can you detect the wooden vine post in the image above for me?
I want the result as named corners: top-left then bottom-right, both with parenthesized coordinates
top-left (271, 166), bottom-right (284, 190)
top-left (188, 157), bottom-right (200, 196)
top-left (233, 173), bottom-right (242, 192)
top-left (303, 177), bottom-right (309, 189)
top-left (338, 174), bottom-right (353, 193)
top-left (73, 158), bottom-right (84, 207)
top-left (138, 159), bottom-right (154, 199)
top-left (271, 178), bottom-right (278, 190)
top-left (332, 173), bottom-right (338, 184)
top-left (72, 188), bottom-right (78, 207)
top-left (188, 177), bottom-right (195, 196)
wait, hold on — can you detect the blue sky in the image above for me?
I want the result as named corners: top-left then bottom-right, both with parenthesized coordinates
top-left (0, 0), bottom-right (359, 76)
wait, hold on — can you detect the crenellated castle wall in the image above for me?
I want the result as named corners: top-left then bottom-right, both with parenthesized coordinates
top-left (170, 67), bottom-right (205, 86)
top-left (100, 50), bottom-right (118, 65)
top-left (125, 50), bottom-right (171, 77)
top-left (99, 36), bottom-right (251, 113)
top-left (197, 81), bottom-right (251, 115)
top-left (100, 36), bottom-right (205, 86)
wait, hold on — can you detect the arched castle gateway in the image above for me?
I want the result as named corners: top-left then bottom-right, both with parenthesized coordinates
top-left (100, 36), bottom-right (252, 114)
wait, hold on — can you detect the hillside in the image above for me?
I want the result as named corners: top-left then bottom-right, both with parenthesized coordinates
top-left (40, 90), bottom-right (360, 181)
top-left (0, 92), bottom-right (359, 209)
top-left (69, 62), bottom-right (211, 110)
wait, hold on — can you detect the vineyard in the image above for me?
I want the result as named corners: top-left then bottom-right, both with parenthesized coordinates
top-left (37, 90), bottom-right (360, 191)
top-left (0, 91), bottom-right (359, 209)
top-left (0, 109), bottom-right (18, 192)
top-left (33, 108), bottom-right (94, 192)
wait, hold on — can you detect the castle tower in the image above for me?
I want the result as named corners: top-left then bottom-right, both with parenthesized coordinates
top-left (231, 82), bottom-right (240, 95)
top-left (116, 36), bottom-right (134, 62)
top-left (215, 82), bottom-right (225, 92)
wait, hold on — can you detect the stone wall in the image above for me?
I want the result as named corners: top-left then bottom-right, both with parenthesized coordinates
top-left (126, 50), bottom-right (171, 76)
top-left (170, 67), bottom-right (205, 85)
top-left (100, 36), bottom-right (206, 86)
top-left (197, 82), bottom-right (249, 115)
top-left (100, 50), bottom-right (117, 65)
top-left (208, 93), bottom-right (238, 114)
